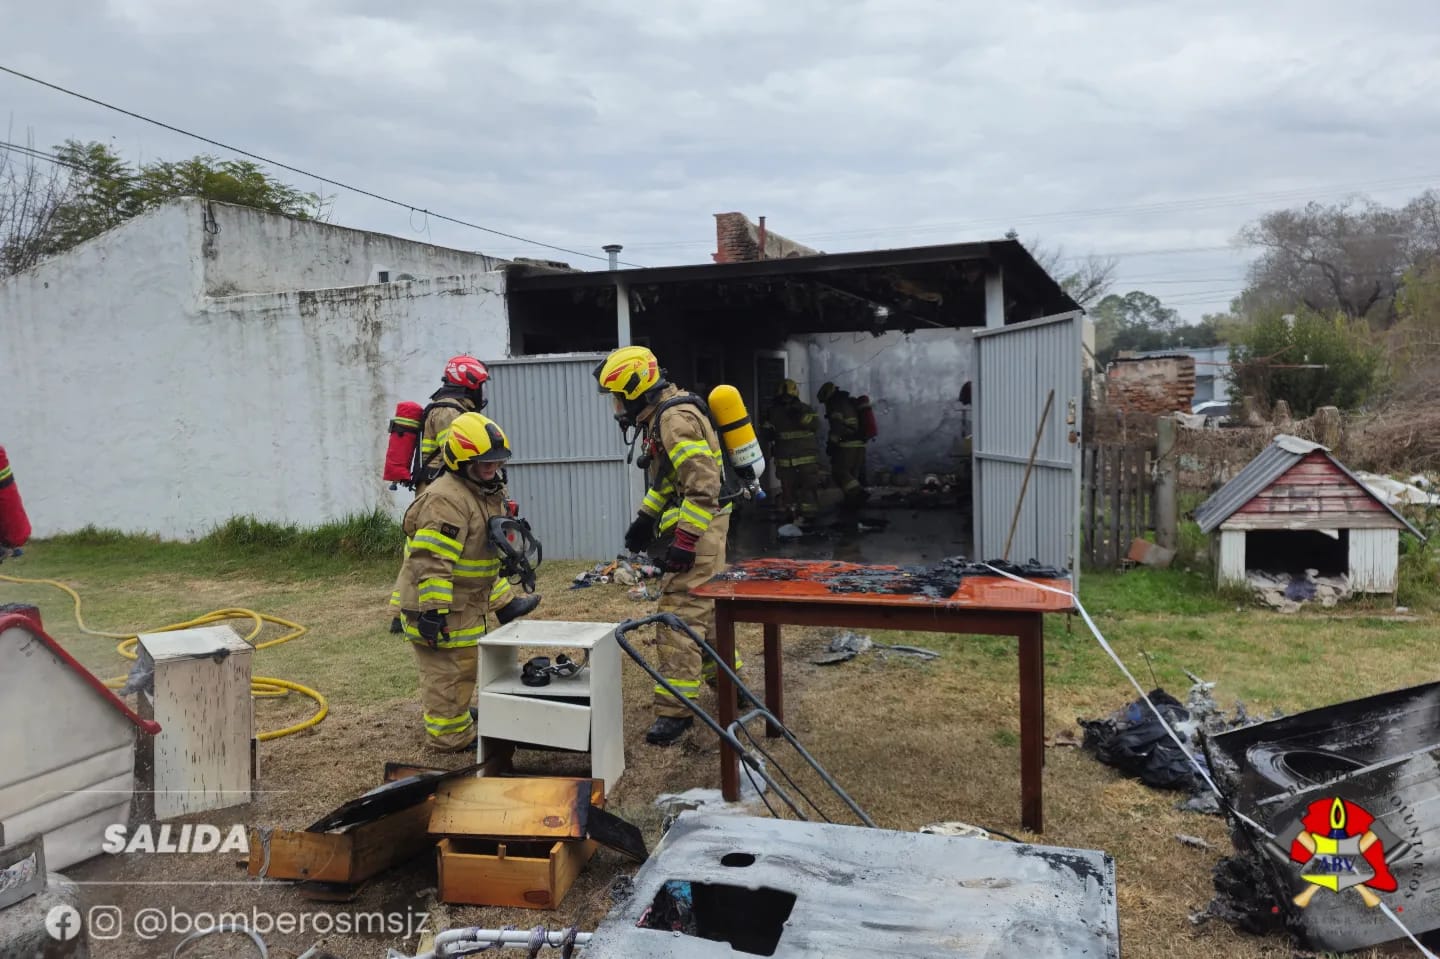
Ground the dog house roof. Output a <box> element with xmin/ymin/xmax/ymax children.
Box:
<box><xmin>0</xmin><ymin>611</ymin><xmax>161</xmax><ymax>734</ymax></box>
<box><xmin>1193</xmin><ymin>435</ymin><xmax>1423</xmax><ymax>538</ymax></box>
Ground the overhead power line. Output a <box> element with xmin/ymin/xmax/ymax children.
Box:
<box><xmin>0</xmin><ymin>63</ymin><xmax>641</xmax><ymax>268</ymax></box>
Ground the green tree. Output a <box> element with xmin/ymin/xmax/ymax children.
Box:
<box><xmin>1393</xmin><ymin>261</ymin><xmax>1440</xmax><ymax>399</ymax></box>
<box><xmin>1092</xmin><ymin>290</ymin><xmax>1220</xmax><ymax>365</ymax></box>
<box><xmin>1229</xmin><ymin>308</ymin><xmax>1385</xmax><ymax>415</ymax></box>
<box><xmin>29</xmin><ymin>140</ymin><xmax>323</xmax><ymax>260</ymax></box>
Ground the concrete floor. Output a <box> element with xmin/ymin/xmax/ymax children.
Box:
<box><xmin>728</xmin><ymin>497</ymin><xmax>972</xmax><ymax>566</ymax></box>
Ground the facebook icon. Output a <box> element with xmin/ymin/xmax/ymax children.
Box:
<box><xmin>45</xmin><ymin>904</ymin><xmax>82</xmax><ymax>942</ymax></box>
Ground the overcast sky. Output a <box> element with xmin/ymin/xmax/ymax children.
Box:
<box><xmin>4</xmin><ymin>0</ymin><xmax>1440</xmax><ymax>319</ymax></box>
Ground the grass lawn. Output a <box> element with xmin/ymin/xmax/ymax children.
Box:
<box><xmin>3</xmin><ymin>530</ymin><xmax>1437</xmax><ymax>958</ymax></box>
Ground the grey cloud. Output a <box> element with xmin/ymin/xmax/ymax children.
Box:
<box><xmin>3</xmin><ymin>0</ymin><xmax>1439</xmax><ymax>313</ymax></box>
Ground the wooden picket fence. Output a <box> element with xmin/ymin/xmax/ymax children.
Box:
<box><xmin>1082</xmin><ymin>443</ymin><xmax>1157</xmax><ymax>568</ymax></box>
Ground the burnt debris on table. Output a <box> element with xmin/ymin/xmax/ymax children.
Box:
<box><xmin>716</xmin><ymin>556</ymin><xmax>1068</xmax><ymax>599</ymax></box>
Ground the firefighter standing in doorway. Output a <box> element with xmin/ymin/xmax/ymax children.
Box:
<box><xmin>389</xmin><ymin>355</ymin><xmax>539</xmax><ymax>633</ymax></box>
<box><xmin>594</xmin><ymin>345</ymin><xmax>740</xmax><ymax>746</ymax></box>
<box><xmin>818</xmin><ymin>381</ymin><xmax>869</xmax><ymax>508</ymax></box>
<box><xmin>761</xmin><ymin>379</ymin><xmax>822</xmax><ymax>523</ymax></box>
<box><xmin>395</xmin><ymin>412</ymin><xmax>513</xmax><ymax>751</ymax></box>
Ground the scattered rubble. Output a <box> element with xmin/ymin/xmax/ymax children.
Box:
<box><xmin>810</xmin><ymin>631</ymin><xmax>941</xmax><ymax>665</ymax></box>
<box><xmin>1246</xmin><ymin>568</ymin><xmax>1351</xmax><ymax>612</ymax></box>
<box><xmin>1175</xmin><ymin>834</ymin><xmax>1211</xmax><ymax>851</ymax></box>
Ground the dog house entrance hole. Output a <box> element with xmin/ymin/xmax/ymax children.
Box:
<box><xmin>1245</xmin><ymin>529</ymin><xmax>1348</xmax><ymax>577</ymax></box>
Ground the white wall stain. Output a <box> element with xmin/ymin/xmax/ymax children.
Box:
<box><xmin>785</xmin><ymin>328</ymin><xmax>977</xmax><ymax>478</ymax></box>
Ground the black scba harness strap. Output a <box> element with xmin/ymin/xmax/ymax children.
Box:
<box><xmin>641</xmin><ymin>394</ymin><xmax>745</xmax><ymax>510</ymax></box>
<box><xmin>487</xmin><ymin>515</ymin><xmax>542</xmax><ymax>594</ymax></box>
<box><xmin>410</xmin><ymin>399</ymin><xmax>470</xmax><ymax>486</ymax></box>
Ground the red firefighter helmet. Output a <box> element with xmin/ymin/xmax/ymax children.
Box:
<box><xmin>443</xmin><ymin>355</ymin><xmax>490</xmax><ymax>391</ymax></box>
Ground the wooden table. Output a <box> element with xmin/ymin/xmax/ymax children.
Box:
<box><xmin>689</xmin><ymin>559</ymin><xmax>1075</xmax><ymax>833</ymax></box>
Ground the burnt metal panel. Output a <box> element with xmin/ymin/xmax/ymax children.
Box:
<box><xmin>973</xmin><ymin>312</ymin><xmax>1083</xmax><ymax>582</ymax></box>
<box><xmin>1205</xmin><ymin>681</ymin><xmax>1440</xmax><ymax>952</ymax></box>
<box><xmin>585</xmin><ymin>812</ymin><xmax>1118</xmax><ymax>958</ymax></box>
<box><xmin>486</xmin><ymin>353</ymin><xmax>644</xmax><ymax>560</ymax></box>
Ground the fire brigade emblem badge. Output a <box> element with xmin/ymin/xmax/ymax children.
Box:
<box><xmin>1279</xmin><ymin>796</ymin><xmax>1398</xmax><ymax>908</ymax></box>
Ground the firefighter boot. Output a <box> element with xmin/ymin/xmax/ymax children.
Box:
<box><xmin>390</xmin><ymin>616</ymin><xmax>403</xmax><ymax>634</ymax></box>
<box><xmin>645</xmin><ymin>715</ymin><xmax>693</xmax><ymax>746</ymax></box>
<box><xmin>495</xmin><ymin>593</ymin><xmax>541</xmax><ymax>626</ymax></box>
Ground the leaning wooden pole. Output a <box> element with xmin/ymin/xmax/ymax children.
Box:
<box><xmin>1004</xmin><ymin>389</ymin><xmax>1056</xmax><ymax>562</ymax></box>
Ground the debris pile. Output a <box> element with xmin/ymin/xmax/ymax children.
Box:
<box><xmin>717</xmin><ymin>556</ymin><xmax>1068</xmax><ymax>599</ymax></box>
<box><xmin>810</xmin><ymin>631</ymin><xmax>940</xmax><ymax>665</ymax></box>
<box><xmin>1246</xmin><ymin>569</ymin><xmax>1351</xmax><ymax>612</ymax></box>
<box><xmin>570</xmin><ymin>554</ymin><xmax>665</xmax><ymax>597</ymax></box>
<box><xmin>1077</xmin><ymin>673</ymin><xmax>1273</xmax><ymax>813</ymax></box>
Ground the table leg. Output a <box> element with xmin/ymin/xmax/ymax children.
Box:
<box><xmin>715</xmin><ymin>602</ymin><xmax>740</xmax><ymax>802</ymax></box>
<box><xmin>763</xmin><ymin>623</ymin><xmax>783</xmax><ymax>738</ymax></box>
<box><xmin>1018</xmin><ymin>614</ymin><xmax>1044</xmax><ymax>833</ymax></box>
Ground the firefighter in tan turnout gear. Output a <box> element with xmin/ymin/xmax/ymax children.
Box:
<box><xmin>595</xmin><ymin>346</ymin><xmax>739</xmax><ymax>746</ymax></box>
<box><xmin>395</xmin><ymin>412</ymin><xmax>513</xmax><ymax>751</ymax></box>
<box><xmin>818</xmin><ymin>381</ymin><xmax>869</xmax><ymax>508</ymax></box>
<box><xmin>389</xmin><ymin>355</ymin><xmax>539</xmax><ymax>634</ymax></box>
<box><xmin>761</xmin><ymin>379</ymin><xmax>822</xmax><ymax>523</ymax></box>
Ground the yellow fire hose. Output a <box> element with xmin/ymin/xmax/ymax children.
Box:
<box><xmin>0</xmin><ymin>573</ymin><xmax>328</xmax><ymax>741</ymax></box>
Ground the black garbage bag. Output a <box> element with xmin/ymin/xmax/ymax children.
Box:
<box><xmin>1078</xmin><ymin>688</ymin><xmax>1199</xmax><ymax>791</ymax></box>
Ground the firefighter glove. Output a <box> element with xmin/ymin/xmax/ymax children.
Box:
<box><xmin>624</xmin><ymin>513</ymin><xmax>655</xmax><ymax>553</ymax></box>
<box><xmin>417</xmin><ymin>610</ymin><xmax>448</xmax><ymax>645</ymax></box>
<box><xmin>665</xmin><ymin>528</ymin><xmax>698</xmax><ymax>573</ymax></box>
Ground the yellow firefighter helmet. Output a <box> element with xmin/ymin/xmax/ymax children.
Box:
<box><xmin>442</xmin><ymin>412</ymin><xmax>512</xmax><ymax>470</ymax></box>
<box><xmin>778</xmin><ymin>378</ymin><xmax>799</xmax><ymax>399</ymax></box>
<box><xmin>594</xmin><ymin>346</ymin><xmax>662</xmax><ymax>401</ymax></box>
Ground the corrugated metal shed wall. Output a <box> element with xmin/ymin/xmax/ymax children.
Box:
<box><xmin>973</xmin><ymin>312</ymin><xmax>1083</xmax><ymax>579</ymax></box>
<box><xmin>486</xmin><ymin>353</ymin><xmax>643</xmax><ymax>560</ymax></box>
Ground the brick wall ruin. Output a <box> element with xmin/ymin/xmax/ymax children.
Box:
<box><xmin>1105</xmin><ymin>355</ymin><xmax>1196</xmax><ymax>416</ymax></box>
<box><xmin>713</xmin><ymin>213</ymin><xmax>822</xmax><ymax>262</ymax></box>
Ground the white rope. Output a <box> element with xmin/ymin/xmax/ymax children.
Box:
<box><xmin>980</xmin><ymin>563</ymin><xmax>1440</xmax><ymax>958</ymax></box>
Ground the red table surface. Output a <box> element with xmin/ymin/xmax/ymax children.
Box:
<box><xmin>690</xmin><ymin>558</ymin><xmax>1075</xmax><ymax>613</ymax></box>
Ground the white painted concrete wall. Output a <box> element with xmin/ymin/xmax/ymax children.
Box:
<box><xmin>787</xmin><ymin>328</ymin><xmax>976</xmax><ymax>479</ymax></box>
<box><xmin>0</xmin><ymin>198</ymin><xmax>509</xmax><ymax>539</ymax></box>
<box><xmin>1348</xmin><ymin>527</ymin><xmax>1399</xmax><ymax>593</ymax></box>
<box><xmin>203</xmin><ymin>202</ymin><xmax>503</xmax><ymax>296</ymax></box>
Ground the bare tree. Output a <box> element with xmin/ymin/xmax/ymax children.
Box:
<box><xmin>0</xmin><ymin>138</ymin><xmax>74</xmax><ymax>277</ymax></box>
<box><xmin>1013</xmin><ymin>232</ymin><xmax>1118</xmax><ymax>308</ymax></box>
<box><xmin>1238</xmin><ymin>197</ymin><xmax>1413</xmax><ymax>325</ymax></box>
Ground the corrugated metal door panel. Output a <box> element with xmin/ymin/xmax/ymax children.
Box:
<box><xmin>486</xmin><ymin>353</ymin><xmax>643</xmax><ymax>560</ymax></box>
<box><xmin>1348</xmin><ymin>528</ymin><xmax>1398</xmax><ymax>593</ymax></box>
<box><xmin>1218</xmin><ymin>530</ymin><xmax>1246</xmax><ymax>585</ymax></box>
<box><xmin>973</xmin><ymin>312</ymin><xmax>1084</xmax><ymax>582</ymax></box>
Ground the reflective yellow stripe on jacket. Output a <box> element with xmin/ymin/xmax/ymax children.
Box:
<box><xmin>402</xmin><ymin>618</ymin><xmax>487</xmax><ymax>648</ymax></box>
<box><xmin>410</xmin><ymin>528</ymin><xmax>463</xmax><ymax>561</ymax></box>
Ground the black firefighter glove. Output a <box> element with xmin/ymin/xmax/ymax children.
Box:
<box><xmin>417</xmin><ymin>610</ymin><xmax>448</xmax><ymax>646</ymax></box>
<box><xmin>624</xmin><ymin>513</ymin><xmax>656</xmax><ymax>553</ymax></box>
<box><xmin>665</xmin><ymin>528</ymin><xmax>699</xmax><ymax>574</ymax></box>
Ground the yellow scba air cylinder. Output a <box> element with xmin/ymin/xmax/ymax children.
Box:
<box><xmin>707</xmin><ymin>384</ymin><xmax>766</xmax><ymax>489</ymax></box>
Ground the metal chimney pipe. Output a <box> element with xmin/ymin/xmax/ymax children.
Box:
<box><xmin>602</xmin><ymin>244</ymin><xmax>623</xmax><ymax>271</ymax></box>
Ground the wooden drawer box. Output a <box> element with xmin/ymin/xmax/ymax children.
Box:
<box><xmin>437</xmin><ymin>836</ymin><xmax>596</xmax><ymax>909</ymax></box>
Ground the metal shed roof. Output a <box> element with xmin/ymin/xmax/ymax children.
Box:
<box><xmin>1193</xmin><ymin>434</ymin><xmax>1423</xmax><ymax>537</ymax></box>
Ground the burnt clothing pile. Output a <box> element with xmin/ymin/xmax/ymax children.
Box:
<box><xmin>1077</xmin><ymin>678</ymin><xmax>1266</xmax><ymax>810</ymax></box>
<box><xmin>1079</xmin><ymin>689</ymin><xmax>1201</xmax><ymax>792</ymax></box>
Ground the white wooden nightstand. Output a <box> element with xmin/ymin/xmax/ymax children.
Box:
<box><xmin>474</xmin><ymin>620</ymin><xmax>625</xmax><ymax>797</ymax></box>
